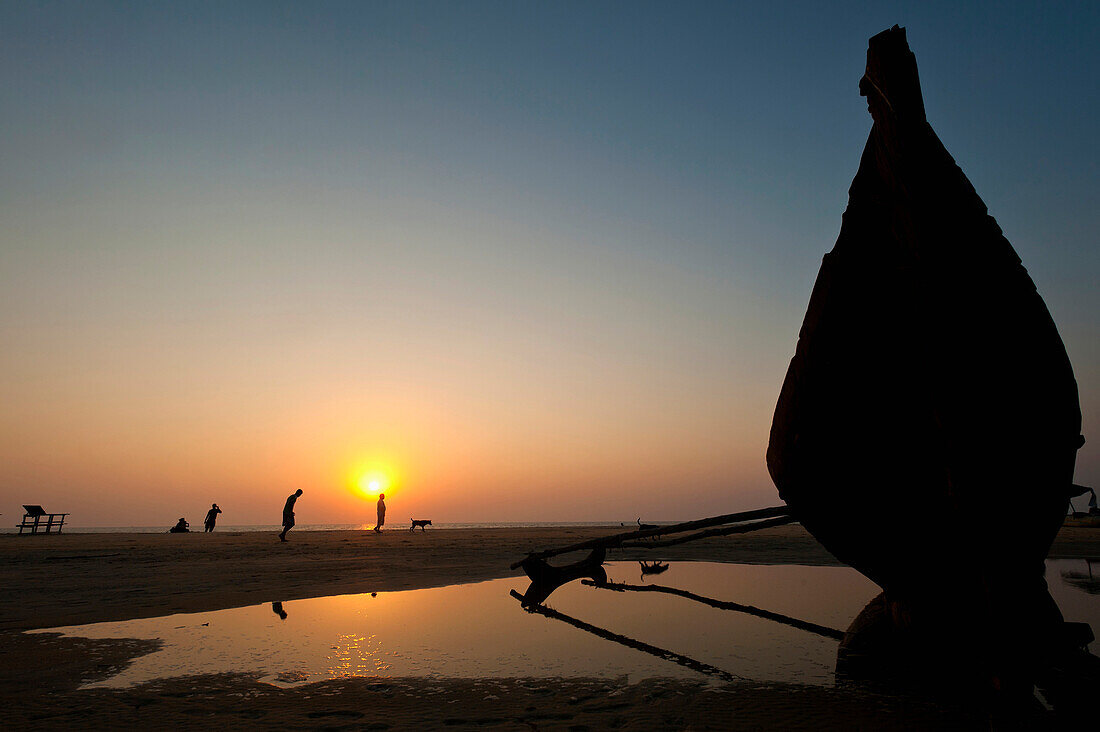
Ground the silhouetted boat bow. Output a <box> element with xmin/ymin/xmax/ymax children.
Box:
<box><xmin>768</xmin><ymin>25</ymin><xmax>1090</xmax><ymax>704</ymax></box>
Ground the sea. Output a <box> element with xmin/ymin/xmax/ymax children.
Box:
<box><xmin>1</xmin><ymin>521</ymin><xmax>629</xmax><ymax>534</ymax></box>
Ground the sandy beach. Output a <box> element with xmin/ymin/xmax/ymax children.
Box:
<box><xmin>0</xmin><ymin>524</ymin><xmax>848</xmax><ymax>631</ymax></box>
<box><xmin>2</xmin><ymin>524</ymin><xmax>1097</xmax><ymax>631</ymax></box>
<box><xmin>2</xmin><ymin>524</ymin><xmax>1097</xmax><ymax>729</ymax></box>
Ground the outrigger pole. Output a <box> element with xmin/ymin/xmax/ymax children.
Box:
<box><xmin>510</xmin><ymin>505</ymin><xmax>792</xmax><ymax>570</ymax></box>
<box><xmin>581</xmin><ymin>579</ymin><xmax>844</xmax><ymax>640</ymax></box>
<box><xmin>619</xmin><ymin>514</ymin><xmax>795</xmax><ymax>549</ymax></box>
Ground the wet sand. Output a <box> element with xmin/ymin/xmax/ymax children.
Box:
<box><xmin>2</xmin><ymin>524</ymin><xmax>1095</xmax><ymax>730</ymax></box>
<box><xmin>3</xmin><ymin>630</ymin><xmax>997</xmax><ymax>730</ymax></box>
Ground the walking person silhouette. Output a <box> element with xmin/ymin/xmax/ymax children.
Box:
<box><xmin>279</xmin><ymin>489</ymin><xmax>303</xmax><ymax>542</ymax></box>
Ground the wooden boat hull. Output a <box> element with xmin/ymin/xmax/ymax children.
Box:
<box><xmin>767</xmin><ymin>27</ymin><xmax>1083</xmax><ymax>632</ymax></box>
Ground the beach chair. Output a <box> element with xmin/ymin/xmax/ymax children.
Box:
<box><xmin>17</xmin><ymin>505</ymin><xmax>69</xmax><ymax>534</ymax></box>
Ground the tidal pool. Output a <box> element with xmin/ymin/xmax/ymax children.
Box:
<box><xmin>36</xmin><ymin>560</ymin><xmax>1098</xmax><ymax>689</ymax></box>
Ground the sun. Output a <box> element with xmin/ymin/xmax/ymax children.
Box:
<box><xmin>356</xmin><ymin>472</ymin><xmax>389</xmax><ymax>497</ymax></box>
<box><xmin>347</xmin><ymin>457</ymin><xmax>399</xmax><ymax>500</ymax></box>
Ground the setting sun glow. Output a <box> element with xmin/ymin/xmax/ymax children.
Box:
<box><xmin>353</xmin><ymin>466</ymin><xmax>393</xmax><ymax>499</ymax></box>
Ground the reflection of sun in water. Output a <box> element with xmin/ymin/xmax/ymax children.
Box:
<box><xmin>329</xmin><ymin>633</ymin><xmax>391</xmax><ymax>678</ymax></box>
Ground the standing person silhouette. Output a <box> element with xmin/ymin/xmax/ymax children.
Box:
<box><xmin>204</xmin><ymin>503</ymin><xmax>222</xmax><ymax>533</ymax></box>
<box><xmin>279</xmin><ymin>489</ymin><xmax>303</xmax><ymax>542</ymax></box>
<box><xmin>374</xmin><ymin>493</ymin><xmax>386</xmax><ymax>533</ymax></box>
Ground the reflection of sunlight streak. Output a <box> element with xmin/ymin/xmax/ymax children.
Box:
<box><xmin>328</xmin><ymin>633</ymin><xmax>392</xmax><ymax>677</ymax></box>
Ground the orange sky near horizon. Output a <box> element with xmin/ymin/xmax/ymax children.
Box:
<box><xmin>0</xmin><ymin>335</ymin><xmax>778</xmax><ymax>526</ymax></box>
<box><xmin>0</xmin><ymin>212</ymin><xmax>785</xmax><ymax>526</ymax></box>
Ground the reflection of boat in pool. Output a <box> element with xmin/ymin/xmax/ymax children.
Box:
<box><xmin>767</xmin><ymin>26</ymin><xmax>1089</xmax><ymax>701</ymax></box>
<box><xmin>1060</xmin><ymin>560</ymin><xmax>1100</xmax><ymax>595</ymax></box>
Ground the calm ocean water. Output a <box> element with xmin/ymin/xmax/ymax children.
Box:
<box><xmin>2</xmin><ymin>521</ymin><xmax>629</xmax><ymax>534</ymax></box>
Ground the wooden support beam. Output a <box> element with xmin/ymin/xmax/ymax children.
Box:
<box><xmin>619</xmin><ymin>515</ymin><xmax>797</xmax><ymax>549</ymax></box>
<box><xmin>510</xmin><ymin>505</ymin><xmax>790</xmax><ymax>569</ymax></box>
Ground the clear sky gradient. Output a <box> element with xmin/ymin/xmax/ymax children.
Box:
<box><xmin>2</xmin><ymin>1</ymin><xmax>1097</xmax><ymax>526</ymax></box>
